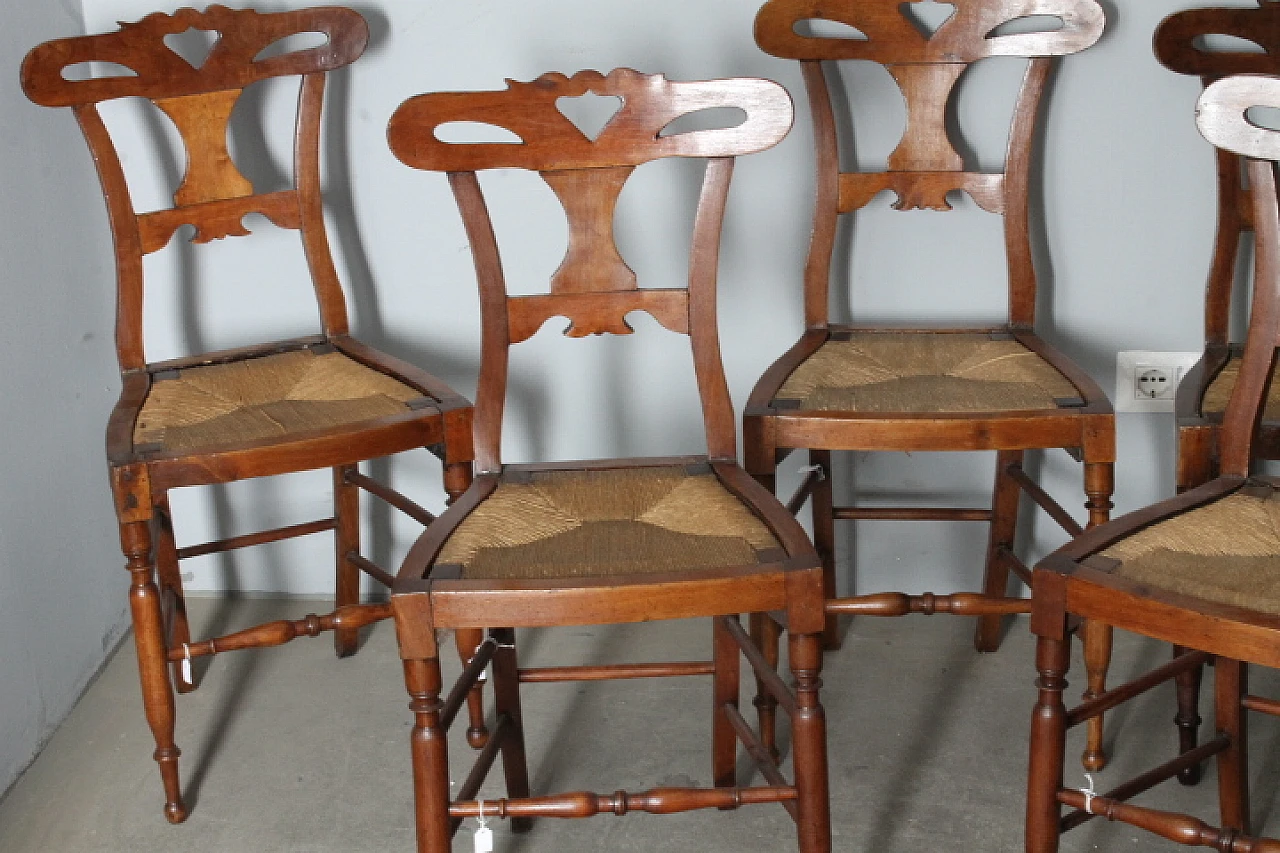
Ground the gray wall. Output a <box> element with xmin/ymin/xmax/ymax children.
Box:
<box><xmin>0</xmin><ymin>4</ymin><xmax>132</xmax><ymax>795</ymax></box>
<box><xmin>0</xmin><ymin>0</ymin><xmax>1256</xmax><ymax>794</ymax></box>
<box><xmin>57</xmin><ymin>0</ymin><xmax>1228</xmax><ymax>601</ymax></box>
<box><xmin>72</xmin><ymin>0</ymin><xmax>1245</xmax><ymax>598</ymax></box>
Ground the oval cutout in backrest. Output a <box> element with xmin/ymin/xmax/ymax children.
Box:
<box><xmin>163</xmin><ymin>27</ymin><xmax>219</xmax><ymax>70</ymax></box>
<box><xmin>253</xmin><ymin>30</ymin><xmax>329</xmax><ymax>62</ymax></box>
<box><xmin>1194</xmin><ymin>33</ymin><xmax>1267</xmax><ymax>55</ymax></box>
<box><xmin>659</xmin><ymin>106</ymin><xmax>748</xmax><ymax>138</ymax></box>
<box><xmin>794</xmin><ymin>18</ymin><xmax>869</xmax><ymax>40</ymax></box>
<box><xmin>556</xmin><ymin>93</ymin><xmax>624</xmax><ymax>142</ymax></box>
<box><xmin>60</xmin><ymin>61</ymin><xmax>138</xmax><ymax>81</ymax></box>
<box><xmin>434</xmin><ymin>121</ymin><xmax>524</xmax><ymax>145</ymax></box>
<box><xmin>1247</xmin><ymin>104</ymin><xmax>1280</xmax><ymax>131</ymax></box>
<box><xmin>987</xmin><ymin>15</ymin><xmax>1064</xmax><ymax>38</ymax></box>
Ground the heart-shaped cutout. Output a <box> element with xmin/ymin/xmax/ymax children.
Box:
<box><xmin>900</xmin><ymin>1</ymin><xmax>957</xmax><ymax>38</ymax></box>
<box><xmin>555</xmin><ymin>92</ymin><xmax>624</xmax><ymax>142</ymax></box>
<box><xmin>164</xmin><ymin>27</ymin><xmax>220</xmax><ymax>70</ymax></box>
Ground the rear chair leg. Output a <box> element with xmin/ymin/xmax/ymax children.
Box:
<box><xmin>121</xmin><ymin>519</ymin><xmax>187</xmax><ymax>823</ymax></box>
<box><xmin>333</xmin><ymin>465</ymin><xmax>360</xmax><ymax>658</ymax></box>
<box><xmin>1080</xmin><ymin>620</ymin><xmax>1112</xmax><ymax>772</ymax></box>
<box><xmin>1174</xmin><ymin>645</ymin><xmax>1204</xmax><ymax>785</ymax></box>
<box><xmin>713</xmin><ymin>616</ymin><xmax>742</xmax><ymax>791</ymax></box>
<box><xmin>809</xmin><ymin>450</ymin><xmax>840</xmax><ymax>650</ymax></box>
<box><xmin>1215</xmin><ymin>658</ymin><xmax>1250</xmax><ymax>833</ymax></box>
<box><xmin>442</xmin><ymin>461</ymin><xmax>489</xmax><ymax>749</ymax></box>
<box><xmin>975</xmin><ymin>449</ymin><xmax>1023</xmax><ymax>652</ymax></box>
<box><xmin>1081</xmin><ymin>460</ymin><xmax>1115</xmax><ymax>772</ymax></box>
<box><xmin>750</xmin><ymin>612</ymin><xmax>782</xmax><ymax>762</ymax></box>
<box><xmin>152</xmin><ymin>494</ymin><xmax>194</xmax><ymax>693</ymax></box>
<box><xmin>456</xmin><ymin>629</ymin><xmax>490</xmax><ymax>748</ymax></box>
<box><xmin>491</xmin><ymin>628</ymin><xmax>533</xmax><ymax>832</ymax></box>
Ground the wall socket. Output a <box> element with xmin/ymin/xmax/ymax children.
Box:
<box><xmin>1115</xmin><ymin>351</ymin><xmax>1201</xmax><ymax>413</ymax></box>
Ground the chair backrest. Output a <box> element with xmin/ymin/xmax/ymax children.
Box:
<box><xmin>1197</xmin><ymin>73</ymin><xmax>1280</xmax><ymax>476</ymax></box>
<box><xmin>387</xmin><ymin>69</ymin><xmax>793</xmax><ymax>472</ymax></box>
<box><xmin>753</xmin><ymin>0</ymin><xmax>1105</xmax><ymax>329</ymax></box>
<box><xmin>21</xmin><ymin>5</ymin><xmax>369</xmax><ymax>372</ymax></box>
<box><xmin>1156</xmin><ymin>2</ymin><xmax>1280</xmax><ymax>347</ymax></box>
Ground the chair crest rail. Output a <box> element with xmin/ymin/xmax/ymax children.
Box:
<box><xmin>387</xmin><ymin>68</ymin><xmax>792</xmax><ymax>173</ymax></box>
<box><xmin>1155</xmin><ymin>3</ymin><xmax>1280</xmax><ymax>79</ymax></box>
<box><xmin>21</xmin><ymin>5</ymin><xmax>367</xmax><ymax>107</ymax></box>
<box><xmin>753</xmin><ymin>0</ymin><xmax>1104</xmax><ymax>63</ymax></box>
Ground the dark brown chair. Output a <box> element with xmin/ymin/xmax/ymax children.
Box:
<box><xmin>1027</xmin><ymin>72</ymin><xmax>1280</xmax><ymax>853</ymax></box>
<box><xmin>20</xmin><ymin>6</ymin><xmax>475</xmax><ymax>823</ymax></box>
<box><xmin>387</xmin><ymin>68</ymin><xmax>831</xmax><ymax>852</ymax></box>
<box><xmin>743</xmin><ymin>0</ymin><xmax>1116</xmax><ymax>767</ymax></box>
<box><xmin>1159</xmin><ymin>2</ymin><xmax>1280</xmax><ymax>494</ymax></box>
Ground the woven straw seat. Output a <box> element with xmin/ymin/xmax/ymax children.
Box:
<box><xmin>437</xmin><ymin>465</ymin><xmax>782</xmax><ymax>580</ymax></box>
<box><xmin>134</xmin><ymin>348</ymin><xmax>425</xmax><ymax>453</ymax></box>
<box><xmin>1201</xmin><ymin>356</ymin><xmax>1280</xmax><ymax>420</ymax></box>
<box><xmin>1102</xmin><ymin>484</ymin><xmax>1280</xmax><ymax>616</ymax></box>
<box><xmin>775</xmin><ymin>333</ymin><xmax>1080</xmax><ymax>414</ymax></box>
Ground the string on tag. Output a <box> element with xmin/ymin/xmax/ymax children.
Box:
<box><xmin>798</xmin><ymin>464</ymin><xmax>827</xmax><ymax>481</ymax></box>
<box><xmin>180</xmin><ymin>643</ymin><xmax>193</xmax><ymax>684</ymax></box>
<box><xmin>1079</xmin><ymin>773</ymin><xmax>1097</xmax><ymax>814</ymax></box>
<box><xmin>474</xmin><ymin>799</ymin><xmax>493</xmax><ymax>853</ymax></box>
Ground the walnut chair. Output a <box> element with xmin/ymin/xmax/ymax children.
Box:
<box><xmin>1027</xmin><ymin>73</ymin><xmax>1280</xmax><ymax>853</ymax></box>
<box><xmin>386</xmin><ymin>68</ymin><xmax>831</xmax><ymax>852</ymax></box>
<box><xmin>743</xmin><ymin>0</ymin><xmax>1116</xmax><ymax>768</ymax></box>
<box><xmin>1158</xmin><ymin>1</ymin><xmax>1280</xmax><ymax>494</ymax></box>
<box><xmin>20</xmin><ymin>5</ymin><xmax>478</xmax><ymax>823</ymax></box>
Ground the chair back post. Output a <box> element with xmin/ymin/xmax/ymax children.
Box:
<box><xmin>1156</xmin><ymin>1</ymin><xmax>1280</xmax><ymax>345</ymax></box>
<box><xmin>753</xmin><ymin>0</ymin><xmax>1104</xmax><ymax>331</ymax></box>
<box><xmin>1198</xmin><ymin>74</ymin><xmax>1280</xmax><ymax>475</ymax></box>
<box><xmin>20</xmin><ymin>5</ymin><xmax>370</xmax><ymax>371</ymax></box>
<box><xmin>387</xmin><ymin>69</ymin><xmax>793</xmax><ymax>472</ymax></box>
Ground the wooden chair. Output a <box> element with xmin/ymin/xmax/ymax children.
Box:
<box><xmin>743</xmin><ymin>0</ymin><xmax>1116</xmax><ymax>767</ymax></box>
<box><xmin>1027</xmin><ymin>72</ymin><xmax>1280</xmax><ymax>853</ymax></box>
<box><xmin>20</xmin><ymin>5</ymin><xmax>477</xmax><ymax>824</ymax></box>
<box><xmin>387</xmin><ymin>68</ymin><xmax>831</xmax><ymax>852</ymax></box>
<box><xmin>1159</xmin><ymin>2</ymin><xmax>1280</xmax><ymax>494</ymax></box>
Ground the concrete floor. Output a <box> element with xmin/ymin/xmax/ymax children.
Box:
<box><xmin>3</xmin><ymin>599</ymin><xmax>1280</xmax><ymax>852</ymax></box>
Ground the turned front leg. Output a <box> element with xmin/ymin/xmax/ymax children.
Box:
<box><xmin>405</xmin><ymin>657</ymin><xmax>451</xmax><ymax>853</ymax></box>
<box><xmin>1026</xmin><ymin>635</ymin><xmax>1070</xmax><ymax>853</ymax></box>
<box><xmin>121</xmin><ymin>519</ymin><xmax>187</xmax><ymax>823</ymax></box>
<box><xmin>790</xmin><ymin>631</ymin><xmax>831</xmax><ymax>853</ymax></box>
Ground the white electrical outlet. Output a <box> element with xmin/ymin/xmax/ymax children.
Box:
<box><xmin>1115</xmin><ymin>351</ymin><xmax>1201</xmax><ymax>413</ymax></box>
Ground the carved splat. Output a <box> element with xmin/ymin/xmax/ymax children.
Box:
<box><xmin>1155</xmin><ymin>4</ymin><xmax>1280</xmax><ymax>78</ymax></box>
<box><xmin>543</xmin><ymin>167</ymin><xmax>638</xmax><ymax>296</ymax></box>
<box><xmin>885</xmin><ymin>64</ymin><xmax>965</xmax><ymax>173</ymax></box>
<box><xmin>154</xmin><ymin>89</ymin><xmax>254</xmax><ymax>208</ymax></box>
<box><xmin>755</xmin><ymin>0</ymin><xmax>1104</xmax><ymax>62</ymax></box>
<box><xmin>391</xmin><ymin>69</ymin><xmax>792</xmax><ymax>340</ymax></box>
